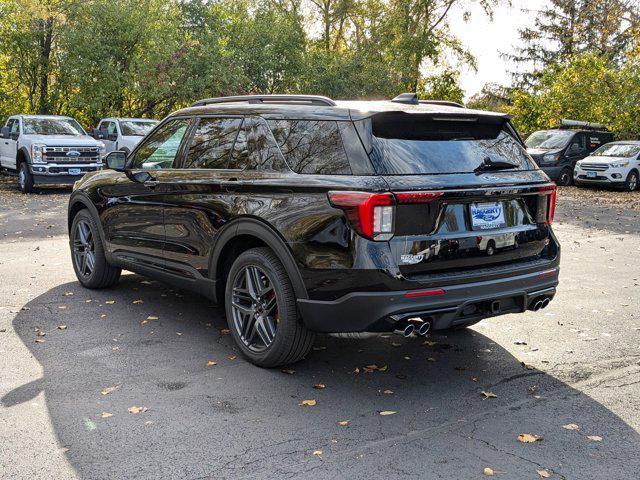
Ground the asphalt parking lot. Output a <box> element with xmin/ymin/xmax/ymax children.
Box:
<box><xmin>1</xmin><ymin>175</ymin><xmax>640</xmax><ymax>479</ymax></box>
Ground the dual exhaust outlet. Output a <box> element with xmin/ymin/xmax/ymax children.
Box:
<box><xmin>529</xmin><ymin>296</ymin><xmax>551</xmax><ymax>312</ymax></box>
<box><xmin>394</xmin><ymin>318</ymin><xmax>432</xmax><ymax>338</ymax></box>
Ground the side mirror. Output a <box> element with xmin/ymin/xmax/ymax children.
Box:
<box><xmin>93</xmin><ymin>128</ymin><xmax>105</xmax><ymax>140</ymax></box>
<box><xmin>0</xmin><ymin>127</ymin><xmax>10</xmax><ymax>139</ymax></box>
<box><xmin>105</xmin><ymin>151</ymin><xmax>127</xmax><ymax>171</ymax></box>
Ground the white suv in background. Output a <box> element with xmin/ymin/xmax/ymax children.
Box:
<box><xmin>0</xmin><ymin>115</ymin><xmax>105</xmax><ymax>193</ymax></box>
<box><xmin>93</xmin><ymin>118</ymin><xmax>158</xmax><ymax>155</ymax></box>
<box><xmin>574</xmin><ymin>141</ymin><xmax>640</xmax><ymax>191</ymax></box>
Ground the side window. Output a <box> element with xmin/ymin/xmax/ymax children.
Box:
<box><xmin>236</xmin><ymin>117</ymin><xmax>287</xmax><ymax>171</ymax></box>
<box><xmin>8</xmin><ymin>119</ymin><xmax>19</xmax><ymax>135</ymax></box>
<box><xmin>106</xmin><ymin>122</ymin><xmax>117</xmax><ymax>136</ymax></box>
<box><xmin>130</xmin><ymin>118</ymin><xmax>190</xmax><ymax>170</ymax></box>
<box><xmin>568</xmin><ymin>133</ymin><xmax>586</xmax><ymax>155</ymax></box>
<box><xmin>268</xmin><ymin>119</ymin><xmax>351</xmax><ymax>175</ymax></box>
<box><xmin>184</xmin><ymin>117</ymin><xmax>241</xmax><ymax>169</ymax></box>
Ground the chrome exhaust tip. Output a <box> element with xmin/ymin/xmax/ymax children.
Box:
<box><xmin>533</xmin><ymin>300</ymin><xmax>543</xmax><ymax>311</ymax></box>
<box><xmin>416</xmin><ymin>321</ymin><xmax>431</xmax><ymax>336</ymax></box>
<box><xmin>394</xmin><ymin>324</ymin><xmax>415</xmax><ymax>337</ymax></box>
<box><xmin>541</xmin><ymin>297</ymin><xmax>550</xmax><ymax>309</ymax></box>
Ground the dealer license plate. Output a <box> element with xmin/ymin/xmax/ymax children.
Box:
<box><xmin>470</xmin><ymin>202</ymin><xmax>506</xmax><ymax>230</ymax></box>
<box><xmin>68</xmin><ymin>168</ymin><xmax>81</xmax><ymax>175</ymax></box>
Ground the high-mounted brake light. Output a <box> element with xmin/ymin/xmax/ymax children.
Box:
<box><xmin>538</xmin><ymin>184</ymin><xmax>557</xmax><ymax>224</ymax></box>
<box><xmin>395</xmin><ymin>191</ymin><xmax>444</xmax><ymax>204</ymax></box>
<box><xmin>328</xmin><ymin>191</ymin><xmax>395</xmax><ymax>240</ymax></box>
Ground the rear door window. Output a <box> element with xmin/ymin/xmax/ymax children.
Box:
<box><xmin>184</xmin><ymin>117</ymin><xmax>242</xmax><ymax>169</ymax></box>
<box><xmin>356</xmin><ymin>114</ymin><xmax>536</xmax><ymax>175</ymax></box>
<box><xmin>240</xmin><ymin>117</ymin><xmax>287</xmax><ymax>171</ymax></box>
<box><xmin>268</xmin><ymin>119</ymin><xmax>351</xmax><ymax>175</ymax></box>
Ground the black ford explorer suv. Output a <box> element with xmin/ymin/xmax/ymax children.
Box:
<box><xmin>525</xmin><ymin>119</ymin><xmax>613</xmax><ymax>186</ymax></box>
<box><xmin>67</xmin><ymin>94</ymin><xmax>560</xmax><ymax>367</ymax></box>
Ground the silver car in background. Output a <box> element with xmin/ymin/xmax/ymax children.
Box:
<box><xmin>93</xmin><ymin>117</ymin><xmax>158</xmax><ymax>155</ymax></box>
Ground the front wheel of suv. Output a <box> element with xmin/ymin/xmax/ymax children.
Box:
<box><xmin>624</xmin><ymin>171</ymin><xmax>638</xmax><ymax>192</ymax></box>
<box><xmin>70</xmin><ymin>209</ymin><xmax>121</xmax><ymax>288</ymax></box>
<box><xmin>225</xmin><ymin>247</ymin><xmax>315</xmax><ymax>367</ymax></box>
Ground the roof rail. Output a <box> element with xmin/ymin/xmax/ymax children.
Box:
<box><xmin>419</xmin><ymin>100</ymin><xmax>465</xmax><ymax>108</ymax></box>
<box><xmin>190</xmin><ymin>94</ymin><xmax>337</xmax><ymax>108</ymax></box>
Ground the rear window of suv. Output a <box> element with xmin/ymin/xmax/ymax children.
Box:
<box><xmin>355</xmin><ymin>113</ymin><xmax>536</xmax><ymax>175</ymax></box>
<box><xmin>268</xmin><ymin>120</ymin><xmax>352</xmax><ymax>175</ymax></box>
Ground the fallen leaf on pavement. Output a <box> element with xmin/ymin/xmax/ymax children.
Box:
<box><xmin>147</xmin><ymin>316</ymin><xmax>158</xmax><ymax>321</ymax></box>
<box><xmin>483</xmin><ymin>467</ymin><xmax>494</xmax><ymax>476</ymax></box>
<box><xmin>101</xmin><ymin>386</ymin><xmax>119</xmax><ymax>395</ymax></box>
<box><xmin>481</xmin><ymin>390</ymin><xmax>497</xmax><ymax>399</ymax></box>
<box><xmin>378</xmin><ymin>410</ymin><xmax>396</xmax><ymax>416</ymax></box>
<box><xmin>313</xmin><ymin>383</ymin><xmax>326</xmax><ymax>389</ymax></box>
<box><xmin>312</xmin><ymin>450</ymin><xmax>322</xmax><ymax>457</ymax></box>
<box><xmin>220</xmin><ymin>328</ymin><xmax>230</xmax><ymax>334</ymax></box>
<box><xmin>587</xmin><ymin>435</ymin><xmax>603</xmax><ymax>442</ymax></box>
<box><xmin>105</xmin><ymin>300</ymin><xmax>115</xmax><ymax>305</ymax></box>
<box><xmin>228</xmin><ymin>355</ymin><xmax>236</xmax><ymax>360</ymax></box>
<box><xmin>100</xmin><ymin>412</ymin><xmax>113</xmax><ymax>418</ymax></box>
<box><xmin>300</xmin><ymin>399</ymin><xmax>316</xmax><ymax>406</ymax></box>
<box><xmin>35</xmin><ymin>338</ymin><xmax>45</xmax><ymax>343</ymax></box>
<box><xmin>133</xmin><ymin>300</ymin><xmax>143</xmax><ymax>304</ymax></box>
<box><xmin>382</xmin><ymin>389</ymin><xmax>394</xmax><ymax>395</ymax></box>
<box><xmin>281</xmin><ymin>368</ymin><xmax>295</xmax><ymax>375</ymax></box>
<box><xmin>176</xmin><ymin>332</ymin><xmax>183</xmax><ymax>336</ymax></box>
<box><xmin>128</xmin><ymin>406</ymin><xmax>148</xmax><ymax>414</ymax></box>
<box><xmin>518</xmin><ymin>433</ymin><xmax>543</xmax><ymax>443</ymax></box>
<box><xmin>563</xmin><ymin>423</ymin><xmax>580</xmax><ymax>430</ymax></box>
<box><xmin>537</xmin><ymin>469</ymin><xmax>551</xmax><ymax>478</ymax></box>
<box><xmin>57</xmin><ymin>325</ymin><xmax>67</xmax><ymax>330</ymax></box>
<box><xmin>337</xmin><ymin>420</ymin><xmax>350</xmax><ymax>426</ymax></box>
<box><xmin>206</xmin><ymin>360</ymin><xmax>217</xmax><ymax>366</ymax></box>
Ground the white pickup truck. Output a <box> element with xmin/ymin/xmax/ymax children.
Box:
<box><xmin>93</xmin><ymin>117</ymin><xmax>158</xmax><ymax>155</ymax></box>
<box><xmin>0</xmin><ymin>115</ymin><xmax>105</xmax><ymax>193</ymax></box>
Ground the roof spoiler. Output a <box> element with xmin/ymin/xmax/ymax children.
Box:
<box><xmin>190</xmin><ymin>95</ymin><xmax>336</xmax><ymax>107</ymax></box>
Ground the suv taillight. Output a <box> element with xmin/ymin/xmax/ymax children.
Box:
<box><xmin>538</xmin><ymin>185</ymin><xmax>557</xmax><ymax>224</ymax></box>
<box><xmin>328</xmin><ymin>191</ymin><xmax>395</xmax><ymax>240</ymax></box>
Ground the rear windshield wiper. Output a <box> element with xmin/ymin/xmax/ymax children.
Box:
<box><xmin>474</xmin><ymin>157</ymin><xmax>519</xmax><ymax>174</ymax></box>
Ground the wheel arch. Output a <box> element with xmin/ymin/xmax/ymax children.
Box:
<box><xmin>67</xmin><ymin>194</ymin><xmax>107</xmax><ymax>247</ymax></box>
<box><xmin>209</xmin><ymin>217</ymin><xmax>308</xmax><ymax>305</ymax></box>
<box><xmin>17</xmin><ymin>147</ymin><xmax>29</xmax><ymax>165</ymax></box>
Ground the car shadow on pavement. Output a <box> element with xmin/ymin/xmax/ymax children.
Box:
<box><xmin>4</xmin><ymin>273</ymin><xmax>640</xmax><ymax>479</ymax></box>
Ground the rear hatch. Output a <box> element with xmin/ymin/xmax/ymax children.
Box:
<box><xmin>354</xmin><ymin>111</ymin><xmax>557</xmax><ymax>278</ymax></box>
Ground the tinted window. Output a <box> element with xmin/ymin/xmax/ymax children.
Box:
<box><xmin>357</xmin><ymin>115</ymin><xmax>536</xmax><ymax>175</ymax></box>
<box><xmin>131</xmin><ymin>118</ymin><xmax>190</xmax><ymax>170</ymax></box>
<box><xmin>7</xmin><ymin>119</ymin><xmax>19</xmax><ymax>134</ymax></box>
<box><xmin>268</xmin><ymin>120</ymin><xmax>351</xmax><ymax>175</ymax></box>
<box><xmin>185</xmin><ymin>117</ymin><xmax>241</xmax><ymax>169</ymax></box>
<box><xmin>241</xmin><ymin>117</ymin><xmax>287</xmax><ymax>171</ymax></box>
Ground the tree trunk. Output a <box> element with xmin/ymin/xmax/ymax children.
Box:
<box><xmin>37</xmin><ymin>18</ymin><xmax>54</xmax><ymax>114</ymax></box>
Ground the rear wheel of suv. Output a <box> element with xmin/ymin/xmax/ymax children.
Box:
<box><xmin>70</xmin><ymin>210</ymin><xmax>121</xmax><ymax>288</ymax></box>
<box><xmin>624</xmin><ymin>171</ymin><xmax>638</xmax><ymax>192</ymax></box>
<box><xmin>556</xmin><ymin>168</ymin><xmax>573</xmax><ymax>187</ymax></box>
<box><xmin>18</xmin><ymin>162</ymin><xmax>34</xmax><ymax>193</ymax></box>
<box><xmin>225</xmin><ymin>247</ymin><xmax>315</xmax><ymax>367</ymax></box>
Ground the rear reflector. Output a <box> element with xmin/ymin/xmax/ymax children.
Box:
<box><xmin>404</xmin><ymin>288</ymin><xmax>445</xmax><ymax>298</ymax></box>
<box><xmin>538</xmin><ymin>268</ymin><xmax>558</xmax><ymax>278</ymax></box>
<box><xmin>538</xmin><ymin>184</ymin><xmax>557</xmax><ymax>224</ymax></box>
<box><xmin>328</xmin><ymin>191</ymin><xmax>396</xmax><ymax>240</ymax></box>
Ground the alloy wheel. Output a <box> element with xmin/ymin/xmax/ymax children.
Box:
<box><xmin>73</xmin><ymin>220</ymin><xmax>96</xmax><ymax>277</ymax></box>
<box><xmin>629</xmin><ymin>174</ymin><xmax>638</xmax><ymax>191</ymax></box>
<box><xmin>18</xmin><ymin>168</ymin><xmax>25</xmax><ymax>190</ymax></box>
<box><xmin>230</xmin><ymin>265</ymin><xmax>279</xmax><ymax>352</ymax></box>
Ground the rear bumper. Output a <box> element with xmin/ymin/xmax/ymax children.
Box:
<box><xmin>298</xmin><ymin>266</ymin><xmax>559</xmax><ymax>333</ymax></box>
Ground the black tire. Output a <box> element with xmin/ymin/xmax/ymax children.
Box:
<box><xmin>70</xmin><ymin>209</ymin><xmax>121</xmax><ymax>289</ymax></box>
<box><xmin>225</xmin><ymin>247</ymin><xmax>315</xmax><ymax>367</ymax></box>
<box><xmin>556</xmin><ymin>168</ymin><xmax>573</xmax><ymax>186</ymax></box>
<box><xmin>624</xmin><ymin>171</ymin><xmax>638</xmax><ymax>192</ymax></box>
<box><xmin>485</xmin><ymin>240</ymin><xmax>496</xmax><ymax>256</ymax></box>
<box><xmin>18</xmin><ymin>162</ymin><xmax>34</xmax><ymax>193</ymax></box>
